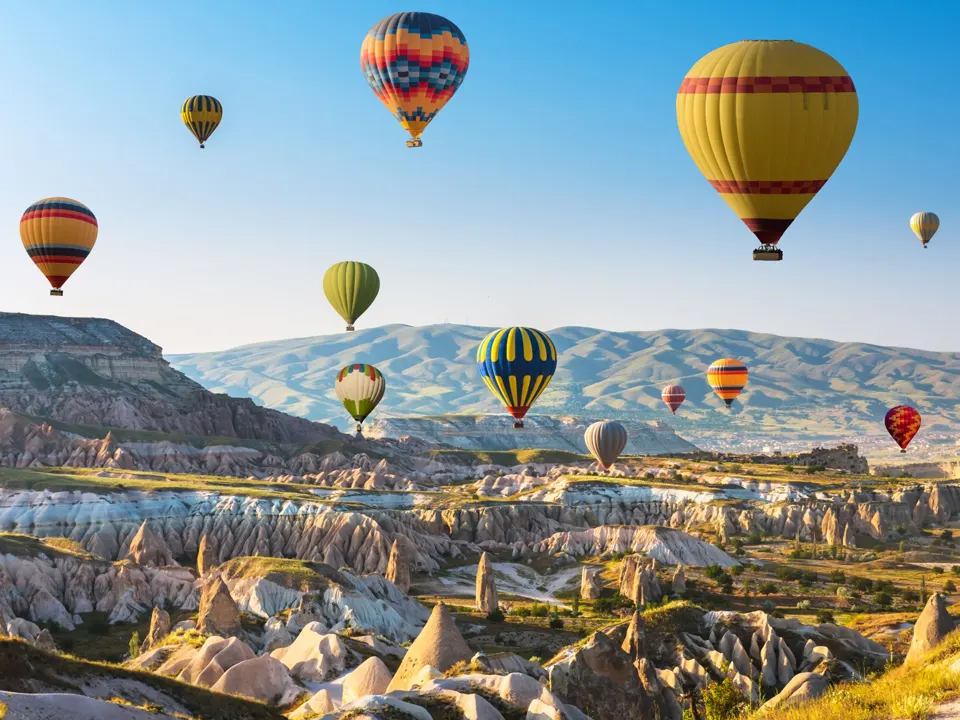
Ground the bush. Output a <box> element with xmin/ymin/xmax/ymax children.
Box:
<box><xmin>829</xmin><ymin>570</ymin><xmax>846</xmax><ymax>584</ymax></box>
<box><xmin>775</xmin><ymin>566</ymin><xmax>801</xmax><ymax>582</ymax></box>
<box><xmin>528</xmin><ymin>603</ymin><xmax>551</xmax><ymax>617</ymax></box>
<box><xmin>849</xmin><ymin>576</ymin><xmax>874</xmax><ymax>592</ymax></box>
<box><xmin>759</xmin><ymin>582</ymin><xmax>777</xmax><ymax>595</ymax></box>
<box><xmin>944</xmin><ymin>530</ymin><xmax>954</xmax><ymax>541</ymax></box>
<box><xmin>747</xmin><ymin>532</ymin><xmax>763</xmax><ymax>545</ymax></box>
<box><xmin>761</xmin><ymin>600</ymin><xmax>775</xmax><ymax>613</ymax></box>
<box><xmin>945</xmin><ymin>581</ymin><xmax>957</xmax><ymax>593</ymax></box>
<box><xmin>730</xmin><ymin>564</ymin><xmax>744</xmax><ymax>577</ymax></box>
<box><xmin>903</xmin><ymin>589</ymin><xmax>920</xmax><ymax>603</ymax></box>
<box><xmin>128</xmin><ymin>631</ymin><xmax>141</xmax><ymax>659</ymax></box>
<box><xmin>953</xmin><ymin>565</ymin><xmax>960</xmax><ymax>577</ymax></box>
<box><xmin>933</xmin><ymin>566</ymin><xmax>945</xmax><ymax>574</ymax></box>
<box><xmin>873</xmin><ymin>591</ymin><xmax>893</xmax><ymax>607</ymax></box>
<box><xmin>699</xmin><ymin>678</ymin><xmax>748</xmax><ymax>720</ymax></box>
<box><xmin>705</xmin><ymin>565</ymin><xmax>726</xmax><ymax>582</ymax></box>
<box><xmin>815</xmin><ymin>609</ymin><xmax>835</xmax><ymax>624</ymax></box>
<box><xmin>796</xmin><ymin>600</ymin><xmax>812</xmax><ymax>610</ymax></box>
<box><xmin>784</xmin><ymin>465</ymin><xmax>794</xmax><ymax>472</ymax></box>
<box><xmin>548</xmin><ymin>617</ymin><xmax>565</xmax><ymax>630</ymax></box>
<box><xmin>486</xmin><ymin>609</ymin><xmax>505</xmax><ymax>623</ymax></box>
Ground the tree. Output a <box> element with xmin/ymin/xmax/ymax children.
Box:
<box><xmin>944</xmin><ymin>581</ymin><xmax>957</xmax><ymax>593</ymax></box>
<box><xmin>571</xmin><ymin>596</ymin><xmax>580</xmax><ymax>616</ymax></box>
<box><xmin>129</xmin><ymin>631</ymin><xmax>141</xmax><ymax>659</ymax></box>
<box><xmin>873</xmin><ymin>591</ymin><xmax>893</xmax><ymax>607</ymax></box>
<box><xmin>933</xmin><ymin>566</ymin><xmax>945</xmax><ymax>575</ymax></box>
<box><xmin>943</xmin><ymin>530</ymin><xmax>954</xmax><ymax>541</ymax></box>
<box><xmin>549</xmin><ymin>617</ymin><xmax>565</xmax><ymax>630</ymax></box>
<box><xmin>920</xmin><ymin>576</ymin><xmax>928</xmax><ymax>604</ymax></box>
<box><xmin>815</xmin><ymin>609</ymin><xmax>835</xmax><ymax>624</ymax></box>
<box><xmin>759</xmin><ymin>582</ymin><xmax>777</xmax><ymax>595</ymax></box>
<box><xmin>700</xmin><ymin>679</ymin><xmax>747</xmax><ymax>720</ymax></box>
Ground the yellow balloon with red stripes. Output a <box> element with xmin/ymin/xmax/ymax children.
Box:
<box><xmin>20</xmin><ymin>197</ymin><xmax>98</xmax><ymax>296</ymax></box>
<box><xmin>707</xmin><ymin>358</ymin><xmax>748</xmax><ymax>408</ymax></box>
<box><xmin>676</xmin><ymin>40</ymin><xmax>859</xmax><ymax>261</ymax></box>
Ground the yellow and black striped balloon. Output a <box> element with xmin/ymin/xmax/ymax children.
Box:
<box><xmin>181</xmin><ymin>95</ymin><xmax>222</xmax><ymax>148</ymax></box>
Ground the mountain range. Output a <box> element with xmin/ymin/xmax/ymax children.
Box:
<box><xmin>171</xmin><ymin>324</ymin><xmax>960</xmax><ymax>456</ymax></box>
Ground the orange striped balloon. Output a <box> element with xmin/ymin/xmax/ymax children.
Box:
<box><xmin>707</xmin><ymin>359</ymin><xmax>748</xmax><ymax>407</ymax></box>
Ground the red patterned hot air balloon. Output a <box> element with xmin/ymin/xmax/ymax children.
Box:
<box><xmin>661</xmin><ymin>385</ymin><xmax>686</xmax><ymax>415</ymax></box>
<box><xmin>884</xmin><ymin>405</ymin><xmax>921</xmax><ymax>453</ymax></box>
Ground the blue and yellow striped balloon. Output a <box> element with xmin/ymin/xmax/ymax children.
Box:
<box><xmin>476</xmin><ymin>327</ymin><xmax>557</xmax><ymax>428</ymax></box>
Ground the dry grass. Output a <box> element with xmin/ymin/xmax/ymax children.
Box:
<box><xmin>755</xmin><ymin>629</ymin><xmax>960</xmax><ymax>720</ymax></box>
<box><xmin>0</xmin><ymin>532</ymin><xmax>95</xmax><ymax>560</ymax></box>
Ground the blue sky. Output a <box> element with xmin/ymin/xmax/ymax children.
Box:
<box><xmin>0</xmin><ymin>0</ymin><xmax>956</xmax><ymax>354</ymax></box>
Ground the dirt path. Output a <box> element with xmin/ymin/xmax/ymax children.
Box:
<box><xmin>932</xmin><ymin>699</ymin><xmax>960</xmax><ymax>719</ymax></box>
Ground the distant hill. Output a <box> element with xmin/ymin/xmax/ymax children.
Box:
<box><xmin>170</xmin><ymin>324</ymin><xmax>960</xmax><ymax>454</ymax></box>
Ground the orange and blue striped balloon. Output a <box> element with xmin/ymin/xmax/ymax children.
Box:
<box><xmin>361</xmin><ymin>12</ymin><xmax>469</xmax><ymax>146</ymax></box>
<box><xmin>476</xmin><ymin>327</ymin><xmax>557</xmax><ymax>428</ymax></box>
<box><xmin>707</xmin><ymin>358</ymin><xmax>748</xmax><ymax>407</ymax></box>
<box><xmin>20</xmin><ymin>198</ymin><xmax>98</xmax><ymax>296</ymax></box>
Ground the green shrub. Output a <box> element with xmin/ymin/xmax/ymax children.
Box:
<box><xmin>486</xmin><ymin>609</ymin><xmax>505</xmax><ymax>623</ymax></box>
<box><xmin>548</xmin><ymin>617</ymin><xmax>564</xmax><ymax>630</ymax></box>
<box><xmin>128</xmin><ymin>631</ymin><xmax>140</xmax><ymax>659</ymax></box>
<box><xmin>944</xmin><ymin>581</ymin><xmax>957</xmax><ymax>593</ymax></box>
<box><xmin>815</xmin><ymin>610</ymin><xmax>835</xmax><ymax>624</ymax></box>
<box><xmin>873</xmin><ymin>591</ymin><xmax>893</xmax><ymax>607</ymax></box>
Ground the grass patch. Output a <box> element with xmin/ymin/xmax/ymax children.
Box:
<box><xmin>755</xmin><ymin>628</ymin><xmax>960</xmax><ymax>720</ymax></box>
<box><xmin>216</xmin><ymin>556</ymin><xmax>343</xmax><ymax>593</ymax></box>
<box><xmin>0</xmin><ymin>638</ymin><xmax>283</xmax><ymax>719</ymax></box>
<box><xmin>0</xmin><ymin>533</ymin><xmax>95</xmax><ymax>561</ymax></box>
<box><xmin>47</xmin><ymin>609</ymin><xmax>194</xmax><ymax>663</ymax></box>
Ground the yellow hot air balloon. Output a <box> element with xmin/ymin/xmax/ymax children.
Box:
<box><xmin>910</xmin><ymin>212</ymin><xmax>939</xmax><ymax>249</ymax></box>
<box><xmin>20</xmin><ymin>198</ymin><xmax>98</xmax><ymax>296</ymax></box>
<box><xmin>181</xmin><ymin>95</ymin><xmax>222</xmax><ymax>148</ymax></box>
<box><xmin>677</xmin><ymin>41</ymin><xmax>859</xmax><ymax>262</ymax></box>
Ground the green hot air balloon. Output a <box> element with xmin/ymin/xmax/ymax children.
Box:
<box><xmin>323</xmin><ymin>261</ymin><xmax>380</xmax><ymax>331</ymax></box>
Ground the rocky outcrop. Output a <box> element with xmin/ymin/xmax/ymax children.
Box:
<box><xmin>672</xmin><ymin>565</ymin><xmax>686</xmax><ymax>595</ymax></box>
<box><xmin>141</xmin><ymin>606</ymin><xmax>171</xmax><ymax>652</ymax></box>
<box><xmin>385</xmin><ymin>537</ymin><xmax>412</xmax><ymax>593</ymax></box>
<box><xmin>906</xmin><ymin>593</ymin><xmax>956</xmax><ymax>663</ymax></box>
<box><xmin>544</xmin><ymin>526</ymin><xmax>738</xmax><ymax>567</ymax></box>
<box><xmin>580</xmin><ymin>566</ymin><xmax>602</xmax><ymax>600</ymax></box>
<box><xmin>197</xmin><ymin>576</ymin><xmax>240</xmax><ymax>637</ymax></box>
<box><xmin>196</xmin><ymin>534</ymin><xmax>217</xmax><ymax>576</ymax></box>
<box><xmin>387</xmin><ymin>602</ymin><xmax>473</xmax><ymax>692</ymax></box>
<box><xmin>271</xmin><ymin>625</ymin><xmax>348</xmax><ymax>682</ymax></box>
<box><xmin>476</xmin><ymin>552</ymin><xmax>499</xmax><ymax>614</ymax></box>
<box><xmin>124</xmin><ymin>521</ymin><xmax>176</xmax><ymax>568</ymax></box>
<box><xmin>210</xmin><ymin>654</ymin><xmax>301</xmax><ymax>706</ymax></box>
<box><xmin>762</xmin><ymin>672</ymin><xmax>829</xmax><ymax>710</ymax></box>
<box><xmin>622</xmin><ymin>610</ymin><xmax>646</xmax><ymax>660</ymax></box>
<box><xmin>341</xmin><ymin>656</ymin><xmax>393</xmax><ymax>704</ymax></box>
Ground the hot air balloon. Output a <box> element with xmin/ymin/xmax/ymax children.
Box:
<box><xmin>323</xmin><ymin>262</ymin><xmax>380</xmax><ymax>331</ymax></box>
<box><xmin>677</xmin><ymin>41</ymin><xmax>859</xmax><ymax>262</ymax></box>
<box><xmin>361</xmin><ymin>12</ymin><xmax>469</xmax><ymax>147</ymax></box>
<box><xmin>910</xmin><ymin>212</ymin><xmax>939</xmax><ymax>249</ymax></box>
<box><xmin>335</xmin><ymin>363</ymin><xmax>386</xmax><ymax>435</ymax></box>
<box><xmin>584</xmin><ymin>420</ymin><xmax>628</xmax><ymax>469</ymax></box>
<box><xmin>662</xmin><ymin>385</ymin><xmax>686</xmax><ymax>415</ymax></box>
<box><xmin>885</xmin><ymin>405</ymin><xmax>921</xmax><ymax>453</ymax></box>
<box><xmin>476</xmin><ymin>327</ymin><xmax>557</xmax><ymax>429</ymax></box>
<box><xmin>20</xmin><ymin>198</ymin><xmax>98</xmax><ymax>296</ymax></box>
<box><xmin>707</xmin><ymin>359</ymin><xmax>748</xmax><ymax>408</ymax></box>
<box><xmin>181</xmin><ymin>95</ymin><xmax>222</xmax><ymax>148</ymax></box>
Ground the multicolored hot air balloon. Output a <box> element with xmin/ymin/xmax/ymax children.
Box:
<box><xmin>707</xmin><ymin>359</ymin><xmax>748</xmax><ymax>408</ymax></box>
<box><xmin>323</xmin><ymin>262</ymin><xmax>380</xmax><ymax>331</ymax></box>
<box><xmin>20</xmin><ymin>198</ymin><xmax>98</xmax><ymax>296</ymax></box>
<box><xmin>335</xmin><ymin>363</ymin><xmax>386</xmax><ymax>434</ymax></box>
<box><xmin>677</xmin><ymin>41</ymin><xmax>859</xmax><ymax>262</ymax></box>
<box><xmin>885</xmin><ymin>405</ymin><xmax>921</xmax><ymax>453</ymax></box>
<box><xmin>910</xmin><ymin>212</ymin><xmax>939</xmax><ymax>249</ymax></box>
<box><xmin>584</xmin><ymin>420</ymin><xmax>628</xmax><ymax>469</ymax></box>
<box><xmin>361</xmin><ymin>12</ymin><xmax>469</xmax><ymax>147</ymax></box>
<box><xmin>477</xmin><ymin>327</ymin><xmax>557</xmax><ymax>429</ymax></box>
<box><xmin>661</xmin><ymin>385</ymin><xmax>686</xmax><ymax>415</ymax></box>
<box><xmin>181</xmin><ymin>95</ymin><xmax>222</xmax><ymax>148</ymax></box>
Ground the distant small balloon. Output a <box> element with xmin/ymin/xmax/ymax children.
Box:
<box><xmin>584</xmin><ymin>420</ymin><xmax>628</xmax><ymax>469</ymax></box>
<box><xmin>885</xmin><ymin>405</ymin><xmax>921</xmax><ymax>453</ymax></box>
<box><xmin>910</xmin><ymin>212</ymin><xmax>939</xmax><ymax>249</ymax></box>
<box><xmin>661</xmin><ymin>385</ymin><xmax>686</xmax><ymax>414</ymax></box>
<box><xmin>707</xmin><ymin>359</ymin><xmax>748</xmax><ymax>408</ymax></box>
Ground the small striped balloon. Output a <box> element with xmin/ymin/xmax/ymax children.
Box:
<box><xmin>584</xmin><ymin>420</ymin><xmax>628</xmax><ymax>469</ymax></box>
<box><xmin>909</xmin><ymin>212</ymin><xmax>939</xmax><ymax>248</ymax></box>
<box><xmin>661</xmin><ymin>385</ymin><xmax>686</xmax><ymax>414</ymax></box>
<box><xmin>707</xmin><ymin>358</ymin><xmax>749</xmax><ymax>407</ymax></box>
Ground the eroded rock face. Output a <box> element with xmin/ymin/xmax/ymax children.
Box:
<box><xmin>762</xmin><ymin>672</ymin><xmax>829</xmax><ymax>710</ymax></box>
<box><xmin>141</xmin><ymin>606</ymin><xmax>171</xmax><ymax>652</ymax></box>
<box><xmin>197</xmin><ymin>534</ymin><xmax>217</xmax><ymax>577</ymax></box>
<box><xmin>907</xmin><ymin>592</ymin><xmax>955</xmax><ymax>663</ymax></box>
<box><xmin>197</xmin><ymin>575</ymin><xmax>241</xmax><ymax>638</ymax></box>
<box><xmin>580</xmin><ymin>566</ymin><xmax>602</xmax><ymax>600</ymax></box>
<box><xmin>388</xmin><ymin>602</ymin><xmax>473</xmax><ymax>692</ymax></box>
<box><xmin>476</xmin><ymin>552</ymin><xmax>499</xmax><ymax>614</ymax></box>
<box><xmin>385</xmin><ymin>537</ymin><xmax>412</xmax><ymax>593</ymax></box>
<box><xmin>124</xmin><ymin>521</ymin><xmax>176</xmax><ymax>568</ymax></box>
<box><xmin>210</xmin><ymin>654</ymin><xmax>301</xmax><ymax>706</ymax></box>
<box><xmin>672</xmin><ymin>565</ymin><xmax>686</xmax><ymax>595</ymax></box>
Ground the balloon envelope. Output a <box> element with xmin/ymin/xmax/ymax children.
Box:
<box><xmin>661</xmin><ymin>385</ymin><xmax>686</xmax><ymax>414</ymax></box>
<box><xmin>361</xmin><ymin>12</ymin><xmax>469</xmax><ymax>143</ymax></box>
<box><xmin>910</xmin><ymin>212</ymin><xmax>939</xmax><ymax>247</ymax></box>
<box><xmin>181</xmin><ymin>95</ymin><xmax>222</xmax><ymax>147</ymax></box>
<box><xmin>885</xmin><ymin>405</ymin><xmax>921</xmax><ymax>451</ymax></box>
<box><xmin>335</xmin><ymin>363</ymin><xmax>386</xmax><ymax>428</ymax></box>
<box><xmin>584</xmin><ymin>420</ymin><xmax>628</xmax><ymax>469</ymax></box>
<box><xmin>476</xmin><ymin>327</ymin><xmax>557</xmax><ymax>427</ymax></box>
<box><xmin>676</xmin><ymin>40</ymin><xmax>858</xmax><ymax>252</ymax></box>
<box><xmin>20</xmin><ymin>197</ymin><xmax>98</xmax><ymax>295</ymax></box>
<box><xmin>323</xmin><ymin>262</ymin><xmax>380</xmax><ymax>331</ymax></box>
<box><xmin>707</xmin><ymin>359</ymin><xmax>748</xmax><ymax>407</ymax></box>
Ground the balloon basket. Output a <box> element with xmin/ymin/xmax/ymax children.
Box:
<box><xmin>345</xmin><ymin>325</ymin><xmax>355</xmax><ymax>332</ymax></box>
<box><xmin>356</xmin><ymin>424</ymin><xmax>363</xmax><ymax>435</ymax></box>
<box><xmin>901</xmin><ymin>449</ymin><xmax>907</xmax><ymax>453</ymax></box>
<box><xmin>406</xmin><ymin>139</ymin><xmax>423</xmax><ymax>148</ymax></box>
<box><xmin>753</xmin><ymin>245</ymin><xmax>783</xmax><ymax>262</ymax></box>
<box><xmin>50</xmin><ymin>289</ymin><xmax>63</xmax><ymax>297</ymax></box>
<box><xmin>513</xmin><ymin>421</ymin><xmax>524</xmax><ymax>429</ymax></box>
<box><xmin>199</xmin><ymin>143</ymin><xmax>205</xmax><ymax>149</ymax></box>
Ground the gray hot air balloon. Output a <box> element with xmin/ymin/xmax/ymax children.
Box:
<box><xmin>584</xmin><ymin>420</ymin><xmax>628</xmax><ymax>469</ymax></box>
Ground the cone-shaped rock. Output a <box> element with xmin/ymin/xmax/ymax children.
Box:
<box><xmin>387</xmin><ymin>602</ymin><xmax>472</xmax><ymax>692</ymax></box>
<box><xmin>386</xmin><ymin>538</ymin><xmax>412</xmax><ymax>593</ymax></box>
<box><xmin>197</xmin><ymin>575</ymin><xmax>241</xmax><ymax>637</ymax></box>
<box><xmin>622</xmin><ymin>610</ymin><xmax>646</xmax><ymax>660</ymax></box>
<box><xmin>476</xmin><ymin>552</ymin><xmax>499</xmax><ymax>614</ymax></box>
<box><xmin>124</xmin><ymin>521</ymin><xmax>176</xmax><ymax>568</ymax></box>
<box><xmin>907</xmin><ymin>592</ymin><xmax>956</xmax><ymax>663</ymax></box>
<box><xmin>197</xmin><ymin>534</ymin><xmax>218</xmax><ymax>577</ymax></box>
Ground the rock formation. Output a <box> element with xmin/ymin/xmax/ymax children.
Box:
<box><xmin>387</xmin><ymin>602</ymin><xmax>473</xmax><ymax>692</ymax></box>
<box><xmin>622</xmin><ymin>610</ymin><xmax>646</xmax><ymax>660</ymax></box>
<box><xmin>580</xmin><ymin>566</ymin><xmax>602</xmax><ymax>600</ymax></box>
<box><xmin>476</xmin><ymin>552</ymin><xmax>499</xmax><ymax>614</ymax></box>
<box><xmin>385</xmin><ymin>537</ymin><xmax>412</xmax><ymax>593</ymax></box>
<box><xmin>341</xmin><ymin>656</ymin><xmax>393</xmax><ymax>704</ymax></box>
<box><xmin>196</xmin><ymin>534</ymin><xmax>217</xmax><ymax>576</ymax></box>
<box><xmin>210</xmin><ymin>654</ymin><xmax>301</xmax><ymax>705</ymax></box>
<box><xmin>672</xmin><ymin>565</ymin><xmax>686</xmax><ymax>595</ymax></box>
<box><xmin>907</xmin><ymin>592</ymin><xmax>956</xmax><ymax>663</ymax></box>
<box><xmin>124</xmin><ymin>521</ymin><xmax>176</xmax><ymax>568</ymax></box>
<box><xmin>197</xmin><ymin>575</ymin><xmax>240</xmax><ymax>637</ymax></box>
<box><xmin>141</xmin><ymin>606</ymin><xmax>171</xmax><ymax>652</ymax></box>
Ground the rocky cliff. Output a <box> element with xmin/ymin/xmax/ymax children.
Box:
<box><xmin>364</xmin><ymin>414</ymin><xmax>698</xmax><ymax>455</ymax></box>
<box><xmin>0</xmin><ymin>313</ymin><xmax>343</xmax><ymax>443</ymax></box>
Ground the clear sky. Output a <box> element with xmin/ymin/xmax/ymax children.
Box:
<box><xmin>0</xmin><ymin>1</ymin><xmax>956</xmax><ymax>354</ymax></box>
